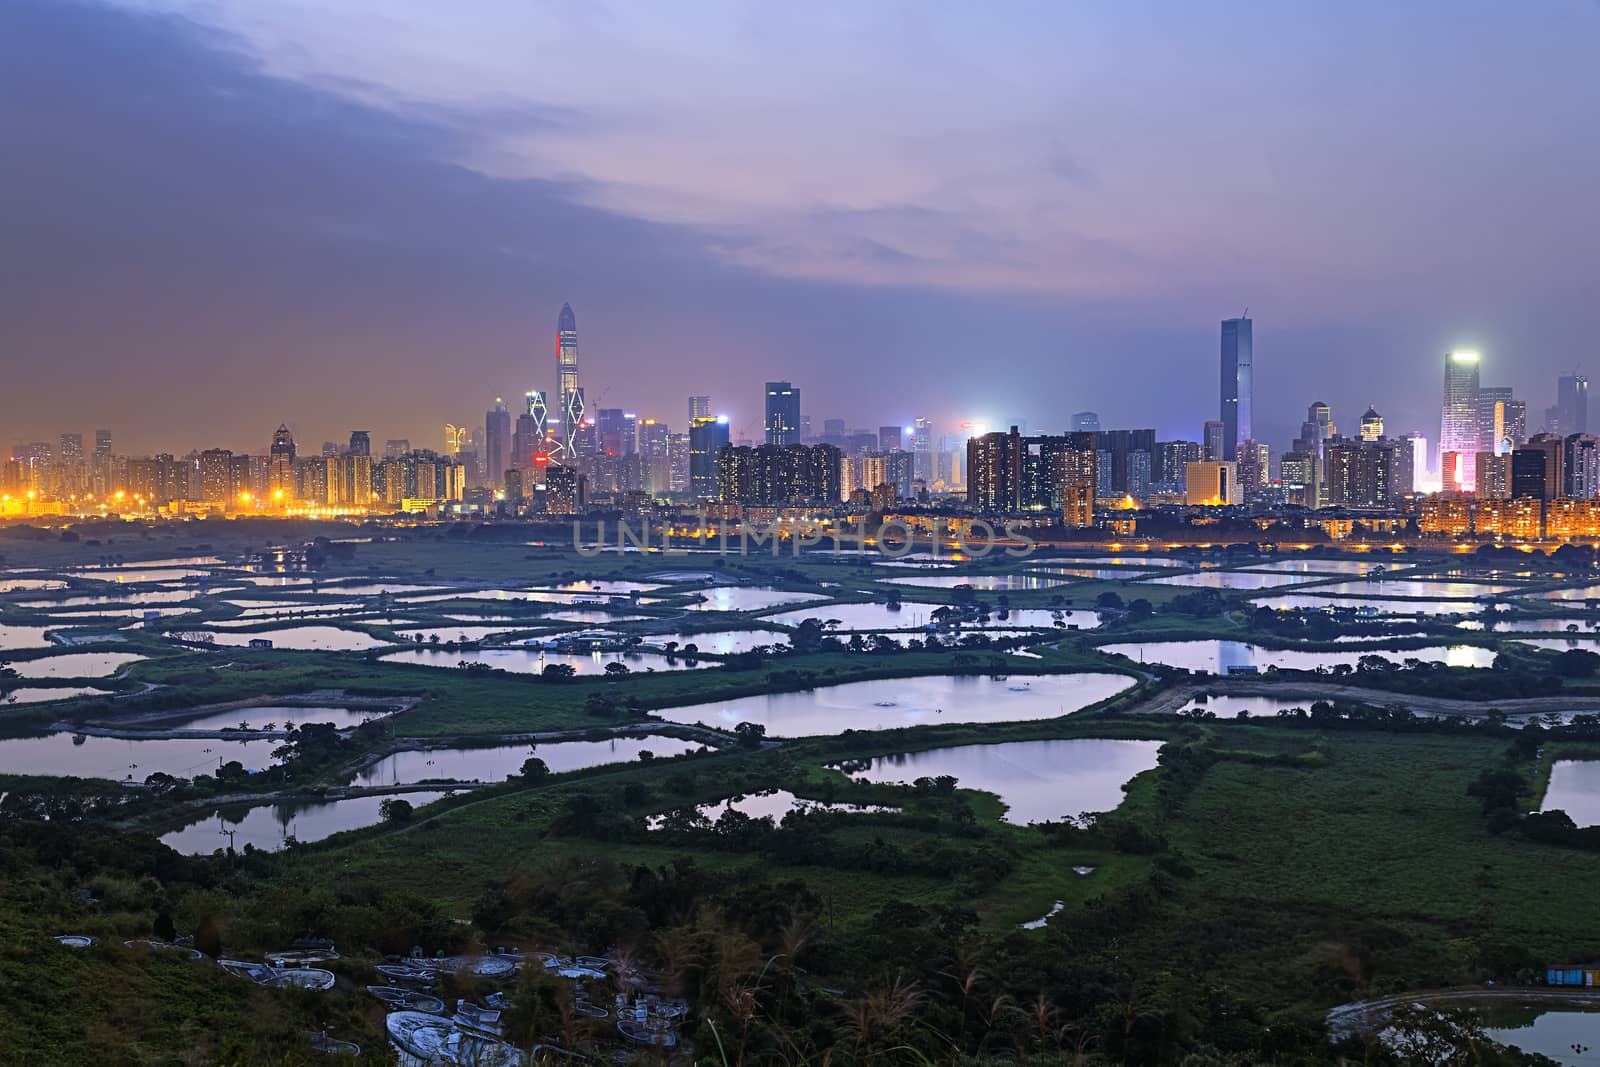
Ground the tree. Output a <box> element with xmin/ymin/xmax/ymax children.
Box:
<box><xmin>734</xmin><ymin>721</ymin><xmax>768</xmax><ymax>749</ymax></box>
<box><xmin>542</xmin><ymin>663</ymin><xmax>577</xmax><ymax>681</ymax></box>
<box><xmin>519</xmin><ymin>757</ymin><xmax>550</xmax><ymax>782</ymax></box>
<box><xmin>1096</xmin><ymin>591</ymin><xmax>1124</xmax><ymax>609</ymax></box>
<box><xmin>379</xmin><ymin>797</ymin><xmax>414</xmax><ymax>823</ymax></box>
<box><xmin>604</xmin><ymin>661</ymin><xmax>630</xmax><ymax>676</ymax></box>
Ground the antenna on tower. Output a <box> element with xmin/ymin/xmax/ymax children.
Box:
<box><xmin>1242</xmin><ymin>307</ymin><xmax>1249</xmax><ymax>319</ymax></box>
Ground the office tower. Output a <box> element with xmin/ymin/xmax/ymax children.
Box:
<box><xmin>595</xmin><ymin>409</ymin><xmax>632</xmax><ymax>456</ymax></box>
<box><xmin>94</xmin><ymin>430</ymin><xmax>111</xmax><ymax>456</ymax></box>
<box><xmin>1220</xmin><ymin>316</ymin><xmax>1253</xmax><ymax>461</ymax></box>
<box><xmin>912</xmin><ymin>418</ymin><xmax>933</xmax><ymax>484</ymax></box>
<box><xmin>1476</xmin><ymin>453</ymin><xmax>1511</xmax><ymax>500</ymax></box>
<box><xmin>1236</xmin><ymin>440</ymin><xmax>1270</xmax><ymax>500</ymax></box>
<box><xmin>1154</xmin><ymin>440</ymin><xmax>1201</xmax><ymax>494</ymax></box>
<box><xmin>384</xmin><ymin>439</ymin><xmax>410</xmax><ymax>460</ymax></box>
<box><xmin>1397</xmin><ymin>433</ymin><xmax>1427</xmax><ymax>496</ymax></box>
<box><xmin>269</xmin><ymin>424</ymin><xmax>297</xmax><ymax>500</ymax></box>
<box><xmin>1071</xmin><ymin>411</ymin><xmax>1101</xmax><ymax>433</ymax></box>
<box><xmin>1280</xmin><ymin>450</ymin><xmax>1320</xmax><ymax>508</ymax></box>
<box><xmin>1357</xmin><ymin>407</ymin><xmax>1383</xmax><ymax>442</ymax></box>
<box><xmin>1476</xmin><ymin>387</ymin><xmax>1514</xmax><ymax>456</ymax></box>
<box><xmin>1097</xmin><ymin>428</ymin><xmax>1155</xmax><ymax>494</ymax></box>
<box><xmin>1294</xmin><ymin>402</ymin><xmax>1336</xmax><ymax>454</ymax></box>
<box><xmin>1202</xmin><ymin>421</ymin><xmax>1225</xmax><ymax>463</ymax></box>
<box><xmin>556</xmin><ymin>303</ymin><xmax>583</xmax><ymax>459</ymax></box>
<box><xmin>878</xmin><ymin>425</ymin><xmax>903</xmax><ymax>453</ymax></box>
<box><xmin>689</xmin><ymin>415</ymin><xmax>729</xmax><ymax>497</ymax></box>
<box><xmin>485</xmin><ymin>400</ymin><xmax>510</xmax><ymax>485</ymax></box>
<box><xmin>761</xmin><ymin>382</ymin><xmax>800</xmax><ymax>447</ymax></box>
<box><xmin>1565</xmin><ymin>434</ymin><xmax>1600</xmax><ymax>499</ymax></box>
<box><xmin>1511</xmin><ymin>434</ymin><xmax>1564</xmax><ymax>499</ymax></box>
<box><xmin>820</xmin><ymin>418</ymin><xmax>847</xmax><ymax>445</ymax></box>
<box><xmin>1325</xmin><ymin>439</ymin><xmax>1396</xmax><ymax>508</ymax></box>
<box><xmin>667</xmin><ymin>432</ymin><xmax>691</xmax><ymax>492</ymax></box>
<box><xmin>1503</xmin><ymin>400</ymin><xmax>1528</xmax><ymax>447</ymax></box>
<box><xmin>689</xmin><ymin>395</ymin><xmax>711</xmax><ymax>423</ymax></box>
<box><xmin>347</xmin><ymin>430</ymin><xmax>371</xmax><ymax>457</ymax></box>
<box><xmin>1441</xmin><ymin>351</ymin><xmax>1481</xmax><ymax>489</ymax></box>
<box><xmin>1185</xmin><ymin>462</ymin><xmax>1237</xmax><ymax>506</ymax></box>
<box><xmin>1551</xmin><ymin>374</ymin><xmax>1590</xmax><ymax>436</ymax></box>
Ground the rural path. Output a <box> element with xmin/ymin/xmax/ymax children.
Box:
<box><xmin>1117</xmin><ymin>678</ymin><xmax>1600</xmax><ymax>720</ymax></box>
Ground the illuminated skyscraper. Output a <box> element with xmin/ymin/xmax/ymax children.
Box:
<box><xmin>912</xmin><ymin>418</ymin><xmax>933</xmax><ymax>483</ymax></box>
<box><xmin>1359</xmin><ymin>406</ymin><xmax>1383</xmax><ymax>442</ymax></box>
<box><xmin>1552</xmin><ymin>374</ymin><xmax>1590</xmax><ymax>436</ymax></box>
<box><xmin>1441</xmin><ymin>351</ymin><xmax>1481</xmax><ymax>489</ymax></box>
<box><xmin>269</xmin><ymin>423</ymin><xmax>296</xmax><ymax>501</ymax></box>
<box><xmin>689</xmin><ymin>415</ymin><xmax>730</xmax><ymax>497</ymax></box>
<box><xmin>1202</xmin><ymin>420</ymin><xmax>1225</xmax><ymax>463</ymax></box>
<box><xmin>764</xmin><ymin>382</ymin><xmax>801</xmax><ymax>446</ymax></box>
<box><xmin>557</xmin><ymin>303</ymin><xmax>582</xmax><ymax>459</ymax></box>
<box><xmin>485</xmin><ymin>400</ymin><xmax>510</xmax><ymax>485</ymax></box>
<box><xmin>689</xmin><ymin>395</ymin><xmax>711</xmax><ymax>423</ymax></box>
<box><xmin>1220</xmin><ymin>316</ymin><xmax>1253</xmax><ymax>461</ymax></box>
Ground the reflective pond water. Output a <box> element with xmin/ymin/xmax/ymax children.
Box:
<box><xmin>1484</xmin><ymin>1008</ymin><xmax>1600</xmax><ymax>1065</ymax></box>
<box><xmin>1141</xmin><ymin>571</ymin><xmax>1317</xmax><ymax>590</ymax></box>
<box><xmin>379</xmin><ymin>647</ymin><xmax>715</xmax><ymax>674</ymax></box>
<box><xmin>1034</xmin><ymin>556</ymin><xmax>1188</xmax><ymax>569</ymax></box>
<box><xmin>1251</xmin><ymin>595</ymin><xmax>1489</xmax><ymax>616</ymax></box>
<box><xmin>653</xmin><ymin>631</ymin><xmax>791</xmax><ymax>654</ymax></box>
<box><xmin>10</xmin><ymin>652</ymin><xmax>146</xmax><ymax>678</ymax></box>
<box><xmin>537</xmin><ymin>610</ymin><xmax>651</xmax><ymax>625</ymax></box>
<box><xmin>1543</xmin><ymin>761</ymin><xmax>1600</xmax><ymax>828</ymax></box>
<box><xmin>1306</xmin><ymin>579</ymin><xmax>1515</xmax><ymax>599</ymax></box>
<box><xmin>659</xmin><ymin>672</ymin><xmax>1135</xmax><ymax>737</ymax></box>
<box><xmin>651</xmin><ymin>789</ymin><xmax>896</xmax><ymax>828</ymax></box>
<box><xmin>0</xmin><ymin>625</ymin><xmax>54</xmax><ymax>650</ymax></box>
<box><xmin>1172</xmin><ymin>695</ymin><xmax>1361</xmax><ymax>717</ymax></box>
<box><xmin>762</xmin><ymin>601</ymin><xmax>942</xmax><ymax>629</ymax></box>
<box><xmin>1243</xmin><ymin>558</ymin><xmax>1393</xmax><ymax>575</ymax></box>
<box><xmin>836</xmin><ymin>738</ymin><xmax>1162</xmax><ymax>824</ymax></box>
<box><xmin>160</xmin><ymin>791</ymin><xmax>452</xmax><ymax>854</ymax></box>
<box><xmin>16</xmin><ymin>589</ymin><xmax>207</xmax><ymax>607</ymax></box>
<box><xmin>687</xmin><ymin>586</ymin><xmax>827</xmax><ymax>612</ymax></box>
<box><xmin>880</xmin><ymin>574</ymin><xmax>1072</xmax><ymax>591</ymax></box>
<box><xmin>1523</xmin><ymin>584</ymin><xmax>1600</xmax><ymax>603</ymax></box>
<box><xmin>1022</xmin><ymin>567</ymin><xmax>1154</xmax><ymax>581</ymax></box>
<box><xmin>0</xmin><ymin>687</ymin><xmax>113</xmax><ymax>706</ymax></box>
<box><xmin>1464</xmin><ymin>617</ymin><xmax>1600</xmax><ymax>633</ymax></box>
<box><xmin>357</xmin><ymin>735</ymin><xmax>701</xmax><ymax>786</ymax></box>
<box><xmin>172</xmin><ymin>705</ymin><xmax>393</xmax><ymax>730</ymax></box>
<box><xmin>390</xmin><ymin>626</ymin><xmax>525</xmax><ymax>644</ymax></box>
<box><xmin>1098</xmin><ymin>640</ymin><xmax>1496</xmax><ymax>673</ymax></box>
<box><xmin>199</xmin><ymin>626</ymin><xmax>394</xmax><ymax>651</ymax></box>
<box><xmin>0</xmin><ymin>732</ymin><xmax>280</xmax><ymax>780</ymax></box>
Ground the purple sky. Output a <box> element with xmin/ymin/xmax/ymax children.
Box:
<box><xmin>2</xmin><ymin>0</ymin><xmax>1597</xmax><ymax>455</ymax></box>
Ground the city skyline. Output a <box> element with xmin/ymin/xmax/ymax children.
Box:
<box><xmin>3</xmin><ymin>0</ymin><xmax>1598</xmax><ymax>453</ymax></box>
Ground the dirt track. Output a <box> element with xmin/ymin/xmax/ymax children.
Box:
<box><xmin>1119</xmin><ymin>677</ymin><xmax>1600</xmax><ymax>720</ymax></box>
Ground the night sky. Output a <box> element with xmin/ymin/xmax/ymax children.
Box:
<box><xmin>2</xmin><ymin>0</ymin><xmax>1597</xmax><ymax>455</ymax></box>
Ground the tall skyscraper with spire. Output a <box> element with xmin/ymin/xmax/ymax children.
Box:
<box><xmin>556</xmin><ymin>303</ymin><xmax>583</xmax><ymax>460</ymax></box>
<box><xmin>1219</xmin><ymin>316</ymin><xmax>1253</xmax><ymax>462</ymax></box>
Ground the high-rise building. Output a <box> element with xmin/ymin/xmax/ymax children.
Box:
<box><xmin>269</xmin><ymin>424</ymin><xmax>297</xmax><ymax>501</ymax></box>
<box><xmin>1359</xmin><ymin>407</ymin><xmax>1383</xmax><ymax>442</ymax></box>
<box><xmin>1185</xmin><ymin>461</ymin><xmax>1238</xmax><ymax>506</ymax></box>
<box><xmin>1475</xmin><ymin>452</ymin><xmax>1510</xmax><ymax>500</ymax></box>
<box><xmin>912</xmin><ymin>418</ymin><xmax>933</xmax><ymax>484</ymax></box>
<box><xmin>1565</xmin><ymin>433</ymin><xmax>1600</xmax><ymax>499</ymax></box>
<box><xmin>1236</xmin><ymin>440</ymin><xmax>1270</xmax><ymax>500</ymax></box>
<box><xmin>1202</xmin><ymin>420</ymin><xmax>1225</xmax><ymax>463</ymax></box>
<box><xmin>764</xmin><ymin>382</ymin><xmax>801</xmax><ymax>447</ymax></box>
<box><xmin>348</xmin><ymin>430</ymin><xmax>371</xmax><ymax>457</ymax></box>
<box><xmin>1511</xmin><ymin>434</ymin><xmax>1564</xmax><ymax>500</ymax></box>
<box><xmin>556</xmin><ymin>303</ymin><xmax>582</xmax><ymax>459</ymax></box>
<box><xmin>94</xmin><ymin>430</ymin><xmax>112</xmax><ymax>456</ymax></box>
<box><xmin>1071</xmin><ymin>411</ymin><xmax>1101</xmax><ymax>433</ymax></box>
<box><xmin>689</xmin><ymin>396</ymin><xmax>711</xmax><ymax>424</ymax></box>
<box><xmin>1154</xmin><ymin>441</ymin><xmax>1202</xmax><ymax>494</ymax></box>
<box><xmin>595</xmin><ymin>409</ymin><xmax>634</xmax><ymax>457</ymax></box>
<box><xmin>198</xmin><ymin>449</ymin><xmax>233</xmax><ymax>504</ymax></box>
<box><xmin>1219</xmin><ymin>316</ymin><xmax>1253</xmax><ymax>462</ymax></box>
<box><xmin>1441</xmin><ymin>351</ymin><xmax>1481</xmax><ymax>489</ymax></box>
<box><xmin>1280</xmin><ymin>450</ymin><xmax>1320</xmax><ymax>508</ymax></box>
<box><xmin>1476</xmin><ymin>387</ymin><xmax>1514</xmax><ymax>456</ymax></box>
<box><xmin>485</xmin><ymin>400</ymin><xmax>510</xmax><ymax>485</ymax></box>
<box><xmin>1552</xmin><ymin>374</ymin><xmax>1590</xmax><ymax>436</ymax></box>
<box><xmin>1295</xmin><ymin>402</ymin><xmax>1336</xmax><ymax>454</ymax></box>
<box><xmin>1325</xmin><ymin>439</ymin><xmax>1396</xmax><ymax>508</ymax></box>
<box><xmin>878</xmin><ymin>426</ymin><xmax>903</xmax><ymax>453</ymax></box>
<box><xmin>1398</xmin><ymin>433</ymin><xmax>1427</xmax><ymax>496</ymax></box>
<box><xmin>689</xmin><ymin>415</ymin><xmax>729</xmax><ymax>497</ymax></box>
